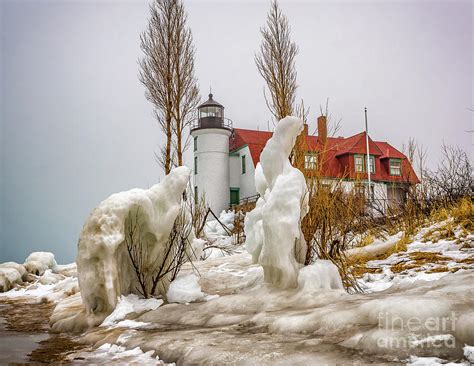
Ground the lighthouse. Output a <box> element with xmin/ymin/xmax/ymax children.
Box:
<box><xmin>190</xmin><ymin>93</ymin><xmax>233</xmax><ymax>215</ymax></box>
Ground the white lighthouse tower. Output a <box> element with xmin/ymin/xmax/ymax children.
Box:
<box><xmin>190</xmin><ymin>93</ymin><xmax>233</xmax><ymax>215</ymax></box>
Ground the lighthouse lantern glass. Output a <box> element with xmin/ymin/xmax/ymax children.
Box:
<box><xmin>200</xmin><ymin>106</ymin><xmax>223</xmax><ymax>119</ymax></box>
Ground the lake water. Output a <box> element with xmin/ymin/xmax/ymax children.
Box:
<box><xmin>0</xmin><ymin>304</ymin><xmax>50</xmax><ymax>364</ymax></box>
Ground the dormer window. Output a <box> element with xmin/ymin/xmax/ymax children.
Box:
<box><xmin>354</xmin><ymin>155</ymin><xmax>375</xmax><ymax>173</ymax></box>
<box><xmin>390</xmin><ymin>159</ymin><xmax>402</xmax><ymax>176</ymax></box>
<box><xmin>304</xmin><ymin>153</ymin><xmax>317</xmax><ymax>170</ymax></box>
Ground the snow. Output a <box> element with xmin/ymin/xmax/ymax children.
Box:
<box><xmin>204</xmin><ymin>210</ymin><xmax>234</xmax><ymax>237</ymax></box>
<box><xmin>297</xmin><ymin>260</ymin><xmax>344</xmax><ymax>291</ymax></box>
<box><xmin>408</xmin><ymin>356</ymin><xmax>465</xmax><ymax>365</ymax></box>
<box><xmin>346</xmin><ymin>232</ymin><xmax>403</xmax><ymax>260</ymax></box>
<box><xmin>244</xmin><ymin>116</ymin><xmax>308</xmax><ymax>289</ymax></box>
<box><xmin>55</xmin><ymin>166</ymin><xmax>190</xmax><ymax>332</ymax></box>
<box><xmin>69</xmin><ymin>343</ymin><xmax>167</xmax><ymax>365</ymax></box>
<box><xmin>24</xmin><ymin>252</ymin><xmax>58</xmax><ymax>275</ymax></box>
<box><xmin>464</xmin><ymin>345</ymin><xmax>474</xmax><ymax>363</ymax></box>
<box><xmin>1</xmin><ymin>276</ymin><xmax>79</xmax><ymax>303</ymax></box>
<box><xmin>101</xmin><ymin>294</ymin><xmax>163</xmax><ymax>327</ymax></box>
<box><xmin>166</xmin><ymin>273</ymin><xmax>204</xmax><ymax>304</ymax></box>
<box><xmin>38</xmin><ymin>269</ymin><xmax>64</xmax><ymax>285</ymax></box>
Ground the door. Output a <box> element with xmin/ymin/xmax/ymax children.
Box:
<box><xmin>230</xmin><ymin>188</ymin><xmax>240</xmax><ymax>206</ymax></box>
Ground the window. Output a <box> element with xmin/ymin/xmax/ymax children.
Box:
<box><xmin>390</xmin><ymin>159</ymin><xmax>402</xmax><ymax>176</ymax></box>
<box><xmin>355</xmin><ymin>155</ymin><xmax>364</xmax><ymax>172</ymax></box>
<box><xmin>354</xmin><ymin>155</ymin><xmax>375</xmax><ymax>173</ymax></box>
<box><xmin>194</xmin><ymin>186</ymin><xmax>198</xmax><ymax>204</ymax></box>
<box><xmin>241</xmin><ymin>155</ymin><xmax>246</xmax><ymax>174</ymax></box>
<box><xmin>194</xmin><ymin>156</ymin><xmax>197</xmax><ymax>174</ymax></box>
<box><xmin>369</xmin><ymin>156</ymin><xmax>375</xmax><ymax>174</ymax></box>
<box><xmin>304</xmin><ymin>154</ymin><xmax>317</xmax><ymax>170</ymax></box>
<box><xmin>194</xmin><ymin>136</ymin><xmax>197</xmax><ymax>151</ymax></box>
<box><xmin>200</xmin><ymin>106</ymin><xmax>222</xmax><ymax>119</ymax></box>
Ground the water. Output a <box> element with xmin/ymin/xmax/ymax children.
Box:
<box><xmin>0</xmin><ymin>304</ymin><xmax>50</xmax><ymax>364</ymax></box>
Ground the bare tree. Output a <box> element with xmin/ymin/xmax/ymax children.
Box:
<box><xmin>139</xmin><ymin>1</ymin><xmax>174</xmax><ymax>174</ymax></box>
<box><xmin>139</xmin><ymin>0</ymin><xmax>199</xmax><ymax>173</ymax></box>
<box><xmin>255</xmin><ymin>0</ymin><xmax>298</xmax><ymax>121</ymax></box>
<box><xmin>425</xmin><ymin>144</ymin><xmax>473</xmax><ymax>204</ymax></box>
<box><xmin>170</xmin><ymin>1</ymin><xmax>200</xmax><ymax>166</ymax></box>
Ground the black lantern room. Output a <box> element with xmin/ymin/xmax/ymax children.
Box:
<box><xmin>191</xmin><ymin>93</ymin><xmax>232</xmax><ymax>131</ymax></box>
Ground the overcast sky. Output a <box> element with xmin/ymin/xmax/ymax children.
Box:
<box><xmin>1</xmin><ymin>0</ymin><xmax>472</xmax><ymax>263</ymax></box>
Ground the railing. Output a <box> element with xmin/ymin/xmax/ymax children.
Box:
<box><xmin>229</xmin><ymin>193</ymin><xmax>260</xmax><ymax>210</ymax></box>
<box><xmin>190</xmin><ymin>117</ymin><xmax>233</xmax><ymax>131</ymax></box>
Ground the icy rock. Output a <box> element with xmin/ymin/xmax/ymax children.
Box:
<box><xmin>298</xmin><ymin>260</ymin><xmax>344</xmax><ymax>291</ymax></box>
<box><xmin>167</xmin><ymin>273</ymin><xmax>204</xmax><ymax>304</ymax></box>
<box><xmin>24</xmin><ymin>252</ymin><xmax>58</xmax><ymax>275</ymax></box>
<box><xmin>53</xmin><ymin>166</ymin><xmax>190</xmax><ymax>332</ymax></box>
<box><xmin>244</xmin><ymin>116</ymin><xmax>308</xmax><ymax>289</ymax></box>
<box><xmin>0</xmin><ymin>266</ymin><xmax>23</xmax><ymax>292</ymax></box>
<box><xmin>1</xmin><ymin>262</ymin><xmax>28</xmax><ymax>281</ymax></box>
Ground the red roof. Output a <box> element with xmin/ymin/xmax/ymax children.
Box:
<box><xmin>230</xmin><ymin>128</ymin><xmax>419</xmax><ymax>184</ymax></box>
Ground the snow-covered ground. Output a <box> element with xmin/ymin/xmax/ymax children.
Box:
<box><xmin>1</xmin><ymin>217</ymin><xmax>473</xmax><ymax>364</ymax></box>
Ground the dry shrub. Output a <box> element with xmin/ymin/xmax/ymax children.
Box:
<box><xmin>301</xmin><ymin>179</ymin><xmax>371</xmax><ymax>291</ymax></box>
<box><xmin>125</xmin><ymin>199</ymin><xmax>195</xmax><ymax>299</ymax></box>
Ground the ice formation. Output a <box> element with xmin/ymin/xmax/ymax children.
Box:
<box><xmin>298</xmin><ymin>260</ymin><xmax>344</xmax><ymax>292</ymax></box>
<box><xmin>24</xmin><ymin>251</ymin><xmax>58</xmax><ymax>275</ymax></box>
<box><xmin>101</xmin><ymin>294</ymin><xmax>163</xmax><ymax>327</ymax></box>
<box><xmin>244</xmin><ymin>116</ymin><xmax>309</xmax><ymax>288</ymax></box>
<box><xmin>0</xmin><ymin>266</ymin><xmax>23</xmax><ymax>292</ymax></box>
<box><xmin>166</xmin><ymin>273</ymin><xmax>204</xmax><ymax>304</ymax></box>
<box><xmin>53</xmin><ymin>166</ymin><xmax>191</xmax><ymax>331</ymax></box>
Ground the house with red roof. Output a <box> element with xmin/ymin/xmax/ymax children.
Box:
<box><xmin>191</xmin><ymin>93</ymin><xmax>419</xmax><ymax>215</ymax></box>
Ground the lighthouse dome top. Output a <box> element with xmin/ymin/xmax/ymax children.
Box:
<box><xmin>198</xmin><ymin>93</ymin><xmax>224</xmax><ymax>109</ymax></box>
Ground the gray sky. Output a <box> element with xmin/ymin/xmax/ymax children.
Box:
<box><xmin>1</xmin><ymin>0</ymin><xmax>472</xmax><ymax>263</ymax></box>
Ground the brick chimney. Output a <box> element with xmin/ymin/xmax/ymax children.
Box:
<box><xmin>303</xmin><ymin>123</ymin><xmax>308</xmax><ymax>136</ymax></box>
<box><xmin>317</xmin><ymin>115</ymin><xmax>327</xmax><ymax>144</ymax></box>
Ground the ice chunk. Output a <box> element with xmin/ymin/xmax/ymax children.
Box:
<box><xmin>166</xmin><ymin>273</ymin><xmax>204</xmax><ymax>304</ymax></box>
<box><xmin>244</xmin><ymin>116</ymin><xmax>308</xmax><ymax>288</ymax></box>
<box><xmin>298</xmin><ymin>260</ymin><xmax>344</xmax><ymax>291</ymax></box>
<box><xmin>39</xmin><ymin>269</ymin><xmax>65</xmax><ymax>285</ymax></box>
<box><xmin>0</xmin><ymin>266</ymin><xmax>23</xmax><ymax>292</ymax></box>
<box><xmin>70</xmin><ymin>343</ymin><xmax>165</xmax><ymax>364</ymax></box>
<box><xmin>204</xmin><ymin>210</ymin><xmax>235</xmax><ymax>237</ymax></box>
<box><xmin>464</xmin><ymin>345</ymin><xmax>474</xmax><ymax>363</ymax></box>
<box><xmin>51</xmin><ymin>166</ymin><xmax>190</xmax><ymax>332</ymax></box>
<box><xmin>24</xmin><ymin>252</ymin><xmax>58</xmax><ymax>274</ymax></box>
<box><xmin>101</xmin><ymin>294</ymin><xmax>163</xmax><ymax>327</ymax></box>
<box><xmin>0</xmin><ymin>262</ymin><xmax>27</xmax><ymax>281</ymax></box>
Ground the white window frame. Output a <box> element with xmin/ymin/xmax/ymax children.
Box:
<box><xmin>304</xmin><ymin>153</ymin><xmax>317</xmax><ymax>170</ymax></box>
<box><xmin>390</xmin><ymin>159</ymin><xmax>402</xmax><ymax>176</ymax></box>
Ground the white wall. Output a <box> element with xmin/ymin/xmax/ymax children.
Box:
<box><xmin>191</xmin><ymin>128</ymin><xmax>231</xmax><ymax>215</ymax></box>
<box><xmin>229</xmin><ymin>155</ymin><xmax>240</xmax><ymax>188</ymax></box>
<box><xmin>228</xmin><ymin>145</ymin><xmax>257</xmax><ymax>201</ymax></box>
